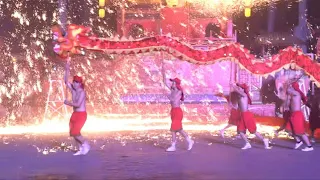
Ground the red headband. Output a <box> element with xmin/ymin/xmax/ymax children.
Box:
<box><xmin>170</xmin><ymin>78</ymin><xmax>184</xmax><ymax>101</ymax></box>
<box><xmin>291</xmin><ymin>82</ymin><xmax>307</xmax><ymax>104</ymax></box>
<box><xmin>236</xmin><ymin>83</ymin><xmax>252</xmax><ymax>105</ymax></box>
<box><xmin>73</xmin><ymin>75</ymin><xmax>84</xmax><ymax>89</ymax></box>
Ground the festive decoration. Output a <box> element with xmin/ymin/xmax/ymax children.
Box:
<box><xmin>99</xmin><ymin>9</ymin><xmax>105</xmax><ymax>18</ymax></box>
<box><xmin>98</xmin><ymin>0</ymin><xmax>106</xmax><ymax>18</ymax></box>
<box><xmin>245</xmin><ymin>8</ymin><xmax>251</xmax><ymax>17</ymax></box>
<box><xmin>51</xmin><ymin>24</ymin><xmax>90</xmax><ymax>58</ymax></box>
<box><xmin>244</xmin><ymin>0</ymin><xmax>252</xmax><ymax>17</ymax></box>
<box><xmin>98</xmin><ymin>8</ymin><xmax>105</xmax><ymax>18</ymax></box>
<box><xmin>52</xmin><ymin>24</ymin><xmax>320</xmax><ymax>86</ymax></box>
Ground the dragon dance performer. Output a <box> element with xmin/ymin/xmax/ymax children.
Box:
<box><xmin>162</xmin><ymin>65</ymin><xmax>194</xmax><ymax>152</ymax></box>
<box><xmin>306</xmin><ymin>85</ymin><xmax>320</xmax><ymax>143</ymax></box>
<box><xmin>233</xmin><ymin>83</ymin><xmax>271</xmax><ymax>150</ymax></box>
<box><xmin>216</xmin><ymin>90</ymin><xmax>241</xmax><ymax>138</ymax></box>
<box><xmin>64</xmin><ymin>58</ymin><xmax>90</xmax><ymax>155</ymax></box>
<box><xmin>274</xmin><ymin>82</ymin><xmax>303</xmax><ymax>149</ymax></box>
<box><xmin>285</xmin><ymin>82</ymin><xmax>313</xmax><ymax>151</ymax></box>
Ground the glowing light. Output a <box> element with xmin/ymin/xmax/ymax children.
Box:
<box><xmin>99</xmin><ymin>0</ymin><xmax>106</xmax><ymax>7</ymax></box>
<box><xmin>0</xmin><ymin>115</ymin><xmax>281</xmax><ymax>137</ymax></box>
<box><xmin>99</xmin><ymin>8</ymin><xmax>105</xmax><ymax>18</ymax></box>
<box><xmin>0</xmin><ymin>0</ymin><xmax>306</xmax><ymax>133</ymax></box>
<box><xmin>245</xmin><ymin>7</ymin><xmax>251</xmax><ymax>17</ymax></box>
<box><xmin>244</xmin><ymin>0</ymin><xmax>253</xmax><ymax>6</ymax></box>
<box><xmin>185</xmin><ymin>0</ymin><xmax>293</xmax><ymax>16</ymax></box>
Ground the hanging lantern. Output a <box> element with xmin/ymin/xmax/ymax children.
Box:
<box><xmin>244</xmin><ymin>0</ymin><xmax>253</xmax><ymax>17</ymax></box>
<box><xmin>245</xmin><ymin>7</ymin><xmax>251</xmax><ymax>17</ymax></box>
<box><xmin>99</xmin><ymin>0</ymin><xmax>105</xmax><ymax>7</ymax></box>
<box><xmin>98</xmin><ymin>0</ymin><xmax>106</xmax><ymax>18</ymax></box>
<box><xmin>99</xmin><ymin>9</ymin><xmax>105</xmax><ymax>18</ymax></box>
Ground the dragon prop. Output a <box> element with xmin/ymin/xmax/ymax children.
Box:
<box><xmin>52</xmin><ymin>24</ymin><xmax>320</xmax><ymax>86</ymax></box>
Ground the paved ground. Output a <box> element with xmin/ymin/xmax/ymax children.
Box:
<box><xmin>0</xmin><ymin>131</ymin><xmax>319</xmax><ymax>180</ymax></box>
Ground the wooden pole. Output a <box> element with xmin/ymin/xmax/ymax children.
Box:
<box><xmin>58</xmin><ymin>0</ymin><xmax>68</xmax><ymax>32</ymax></box>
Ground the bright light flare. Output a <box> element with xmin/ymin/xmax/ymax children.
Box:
<box><xmin>0</xmin><ymin>115</ymin><xmax>282</xmax><ymax>138</ymax></box>
<box><xmin>187</xmin><ymin>0</ymin><xmax>295</xmax><ymax>16</ymax></box>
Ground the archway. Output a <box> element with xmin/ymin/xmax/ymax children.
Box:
<box><xmin>128</xmin><ymin>24</ymin><xmax>145</xmax><ymax>39</ymax></box>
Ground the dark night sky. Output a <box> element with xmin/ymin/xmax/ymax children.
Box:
<box><xmin>233</xmin><ymin>0</ymin><xmax>298</xmax><ymax>54</ymax></box>
<box><xmin>232</xmin><ymin>0</ymin><xmax>320</xmax><ymax>55</ymax></box>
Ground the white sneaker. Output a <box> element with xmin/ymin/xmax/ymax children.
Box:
<box><xmin>81</xmin><ymin>142</ymin><xmax>90</xmax><ymax>155</ymax></box>
<box><xmin>294</xmin><ymin>141</ymin><xmax>303</xmax><ymax>149</ymax></box>
<box><xmin>241</xmin><ymin>143</ymin><xmax>252</xmax><ymax>150</ymax></box>
<box><xmin>187</xmin><ymin>140</ymin><xmax>194</xmax><ymax>151</ymax></box>
<box><xmin>73</xmin><ymin>151</ymin><xmax>82</xmax><ymax>156</ymax></box>
<box><xmin>166</xmin><ymin>145</ymin><xmax>176</xmax><ymax>152</ymax></box>
<box><xmin>301</xmin><ymin>146</ymin><xmax>314</xmax><ymax>152</ymax></box>
<box><xmin>220</xmin><ymin>130</ymin><xmax>225</xmax><ymax>138</ymax></box>
<box><xmin>263</xmin><ymin>139</ymin><xmax>272</xmax><ymax>149</ymax></box>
